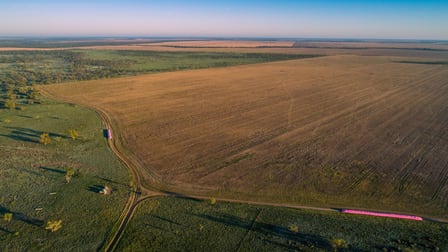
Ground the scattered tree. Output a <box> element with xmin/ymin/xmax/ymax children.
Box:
<box><xmin>39</xmin><ymin>133</ymin><xmax>51</xmax><ymax>145</ymax></box>
<box><xmin>3</xmin><ymin>213</ymin><xmax>13</xmax><ymax>222</ymax></box>
<box><xmin>5</xmin><ymin>84</ymin><xmax>15</xmax><ymax>99</ymax></box>
<box><xmin>45</xmin><ymin>220</ymin><xmax>62</xmax><ymax>232</ymax></box>
<box><xmin>4</xmin><ymin>99</ymin><xmax>16</xmax><ymax>109</ymax></box>
<box><xmin>331</xmin><ymin>238</ymin><xmax>348</xmax><ymax>251</ymax></box>
<box><xmin>209</xmin><ymin>197</ymin><xmax>217</xmax><ymax>205</ymax></box>
<box><xmin>17</xmin><ymin>86</ymin><xmax>28</xmax><ymax>96</ymax></box>
<box><xmin>65</xmin><ymin>167</ymin><xmax>76</xmax><ymax>183</ymax></box>
<box><xmin>288</xmin><ymin>224</ymin><xmax>299</xmax><ymax>234</ymax></box>
<box><xmin>28</xmin><ymin>85</ymin><xmax>41</xmax><ymax>101</ymax></box>
<box><xmin>68</xmin><ymin>129</ymin><xmax>79</xmax><ymax>140</ymax></box>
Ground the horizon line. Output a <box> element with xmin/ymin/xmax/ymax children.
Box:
<box><xmin>0</xmin><ymin>35</ymin><xmax>447</xmax><ymax>43</ymax></box>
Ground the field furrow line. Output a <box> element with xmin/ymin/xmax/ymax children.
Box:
<box><xmin>431</xmin><ymin>162</ymin><xmax>448</xmax><ymax>200</ymax></box>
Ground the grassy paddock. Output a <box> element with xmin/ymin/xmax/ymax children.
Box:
<box><xmin>117</xmin><ymin>197</ymin><xmax>448</xmax><ymax>251</ymax></box>
<box><xmin>0</xmin><ymin>98</ymin><xmax>130</xmax><ymax>251</ymax></box>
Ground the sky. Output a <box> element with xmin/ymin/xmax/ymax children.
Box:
<box><xmin>0</xmin><ymin>0</ymin><xmax>447</xmax><ymax>40</ymax></box>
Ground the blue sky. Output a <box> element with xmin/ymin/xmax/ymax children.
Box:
<box><xmin>1</xmin><ymin>0</ymin><xmax>447</xmax><ymax>39</ymax></box>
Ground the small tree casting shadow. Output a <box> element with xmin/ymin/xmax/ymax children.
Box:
<box><xmin>0</xmin><ymin>205</ymin><xmax>44</xmax><ymax>227</ymax></box>
<box><xmin>1</xmin><ymin>126</ymin><xmax>69</xmax><ymax>144</ymax></box>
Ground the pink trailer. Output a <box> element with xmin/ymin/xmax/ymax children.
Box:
<box><xmin>341</xmin><ymin>209</ymin><xmax>423</xmax><ymax>221</ymax></box>
<box><xmin>107</xmin><ymin>129</ymin><xmax>112</xmax><ymax>139</ymax></box>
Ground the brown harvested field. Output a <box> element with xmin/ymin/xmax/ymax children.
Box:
<box><xmin>42</xmin><ymin>54</ymin><xmax>448</xmax><ymax>218</ymax></box>
<box><xmin>293</xmin><ymin>41</ymin><xmax>448</xmax><ymax>50</ymax></box>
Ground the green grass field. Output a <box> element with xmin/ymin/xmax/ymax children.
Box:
<box><xmin>117</xmin><ymin>197</ymin><xmax>448</xmax><ymax>251</ymax></box>
<box><xmin>0</xmin><ymin>98</ymin><xmax>131</xmax><ymax>251</ymax></box>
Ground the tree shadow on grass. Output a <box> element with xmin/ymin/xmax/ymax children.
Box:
<box><xmin>143</xmin><ymin>223</ymin><xmax>165</xmax><ymax>231</ymax></box>
<box><xmin>39</xmin><ymin>166</ymin><xmax>65</xmax><ymax>174</ymax></box>
<box><xmin>16</xmin><ymin>167</ymin><xmax>64</xmax><ymax>179</ymax></box>
<box><xmin>12</xmin><ymin>212</ymin><xmax>45</xmax><ymax>227</ymax></box>
<box><xmin>1</xmin><ymin>127</ymin><xmax>69</xmax><ymax>144</ymax></box>
<box><xmin>194</xmin><ymin>213</ymin><xmax>335</xmax><ymax>251</ymax></box>
<box><xmin>17</xmin><ymin>167</ymin><xmax>44</xmax><ymax>177</ymax></box>
<box><xmin>16</xmin><ymin>115</ymin><xmax>33</xmax><ymax>119</ymax></box>
<box><xmin>0</xmin><ymin>205</ymin><xmax>44</xmax><ymax>227</ymax></box>
<box><xmin>160</xmin><ymin>190</ymin><xmax>202</xmax><ymax>202</ymax></box>
<box><xmin>0</xmin><ymin>132</ymin><xmax>39</xmax><ymax>143</ymax></box>
<box><xmin>94</xmin><ymin>176</ymin><xmax>128</xmax><ymax>187</ymax></box>
<box><xmin>87</xmin><ymin>185</ymin><xmax>104</xmax><ymax>193</ymax></box>
<box><xmin>141</xmin><ymin>215</ymin><xmax>181</xmax><ymax>232</ymax></box>
<box><xmin>0</xmin><ymin>227</ymin><xmax>14</xmax><ymax>234</ymax></box>
<box><xmin>151</xmin><ymin>215</ymin><xmax>181</xmax><ymax>226</ymax></box>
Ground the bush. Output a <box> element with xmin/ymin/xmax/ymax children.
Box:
<box><xmin>68</xmin><ymin>129</ymin><xmax>79</xmax><ymax>140</ymax></box>
<box><xmin>288</xmin><ymin>224</ymin><xmax>299</xmax><ymax>233</ymax></box>
<box><xmin>39</xmin><ymin>133</ymin><xmax>51</xmax><ymax>145</ymax></box>
<box><xmin>45</xmin><ymin>220</ymin><xmax>62</xmax><ymax>232</ymax></box>
<box><xmin>331</xmin><ymin>238</ymin><xmax>348</xmax><ymax>251</ymax></box>
<box><xmin>3</xmin><ymin>213</ymin><xmax>13</xmax><ymax>222</ymax></box>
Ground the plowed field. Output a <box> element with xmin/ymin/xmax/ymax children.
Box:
<box><xmin>42</xmin><ymin>54</ymin><xmax>448</xmax><ymax>218</ymax></box>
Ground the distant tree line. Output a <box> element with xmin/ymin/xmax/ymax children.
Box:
<box><xmin>0</xmin><ymin>50</ymin><xmax>132</xmax><ymax>87</ymax></box>
<box><xmin>0</xmin><ymin>50</ymin><xmax>317</xmax><ymax>89</ymax></box>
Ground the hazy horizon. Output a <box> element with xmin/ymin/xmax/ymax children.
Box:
<box><xmin>1</xmin><ymin>0</ymin><xmax>447</xmax><ymax>40</ymax></box>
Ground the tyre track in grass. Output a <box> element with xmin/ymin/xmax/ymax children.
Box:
<box><xmin>97</xmin><ymin>107</ymin><xmax>140</xmax><ymax>252</ymax></box>
<box><xmin>95</xmin><ymin>107</ymin><xmax>166</xmax><ymax>252</ymax></box>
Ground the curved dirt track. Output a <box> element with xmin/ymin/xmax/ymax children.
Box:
<box><xmin>95</xmin><ymin>107</ymin><xmax>151</xmax><ymax>252</ymax></box>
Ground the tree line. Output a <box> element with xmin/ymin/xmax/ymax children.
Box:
<box><xmin>0</xmin><ymin>50</ymin><xmax>132</xmax><ymax>87</ymax></box>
